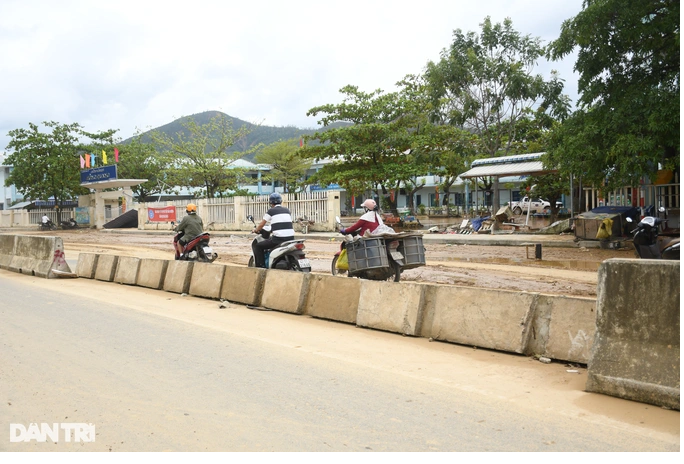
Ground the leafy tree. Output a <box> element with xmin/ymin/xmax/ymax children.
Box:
<box><xmin>116</xmin><ymin>133</ymin><xmax>169</xmax><ymax>200</ymax></box>
<box><xmin>254</xmin><ymin>139</ymin><xmax>311</xmax><ymax>193</ymax></box>
<box><xmin>547</xmin><ymin>0</ymin><xmax>679</xmax><ymax>190</ymax></box>
<box><xmin>149</xmin><ymin>113</ymin><xmax>256</xmax><ymax>198</ymax></box>
<box><xmin>3</xmin><ymin>121</ymin><xmax>114</xmax><ymax>221</ymax></box>
<box><xmin>424</xmin><ymin>17</ymin><xmax>571</xmax><ymax>160</ymax></box>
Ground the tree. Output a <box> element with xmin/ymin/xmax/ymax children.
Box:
<box><xmin>116</xmin><ymin>133</ymin><xmax>169</xmax><ymax>200</ymax></box>
<box><xmin>254</xmin><ymin>139</ymin><xmax>311</xmax><ymax>193</ymax></box>
<box><xmin>3</xmin><ymin>121</ymin><xmax>113</xmax><ymax>221</ymax></box>
<box><xmin>521</xmin><ymin>173</ymin><xmax>570</xmax><ymax>222</ymax></box>
<box><xmin>424</xmin><ymin>17</ymin><xmax>571</xmax><ymax>160</ymax></box>
<box><xmin>547</xmin><ymin>0</ymin><xmax>679</xmax><ymax>190</ymax></box>
<box><xmin>149</xmin><ymin>113</ymin><xmax>256</xmax><ymax>198</ymax></box>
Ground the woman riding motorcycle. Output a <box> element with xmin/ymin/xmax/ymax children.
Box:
<box><xmin>339</xmin><ymin>199</ymin><xmax>384</xmax><ymax>237</ymax></box>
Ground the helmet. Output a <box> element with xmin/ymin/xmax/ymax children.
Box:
<box><xmin>186</xmin><ymin>203</ymin><xmax>197</xmax><ymax>214</ymax></box>
<box><xmin>362</xmin><ymin>199</ymin><xmax>377</xmax><ymax>212</ymax></box>
<box><xmin>269</xmin><ymin>192</ymin><xmax>282</xmax><ymax>205</ymax></box>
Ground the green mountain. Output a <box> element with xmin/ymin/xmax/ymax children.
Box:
<box><xmin>129</xmin><ymin>110</ymin><xmax>347</xmax><ymax>161</ymax></box>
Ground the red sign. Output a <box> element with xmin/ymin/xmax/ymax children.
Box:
<box><xmin>148</xmin><ymin>207</ymin><xmax>177</xmax><ymax>222</ymax></box>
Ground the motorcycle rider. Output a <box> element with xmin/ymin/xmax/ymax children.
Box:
<box><xmin>41</xmin><ymin>214</ymin><xmax>54</xmax><ymax>229</ymax></box>
<box><xmin>174</xmin><ymin>203</ymin><xmax>204</xmax><ymax>258</ymax></box>
<box><xmin>252</xmin><ymin>192</ymin><xmax>295</xmax><ymax>268</ymax></box>
<box><xmin>340</xmin><ymin>199</ymin><xmax>384</xmax><ymax>237</ymax></box>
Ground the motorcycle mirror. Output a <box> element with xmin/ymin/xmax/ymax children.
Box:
<box><xmin>335</xmin><ymin>216</ymin><xmax>341</xmax><ymax>223</ymax></box>
<box><xmin>247</xmin><ymin>215</ymin><xmax>253</xmax><ymax>221</ymax></box>
<box><xmin>659</xmin><ymin>206</ymin><xmax>666</xmax><ymax>213</ymax></box>
<box><xmin>625</xmin><ymin>217</ymin><xmax>633</xmax><ymax>223</ymax></box>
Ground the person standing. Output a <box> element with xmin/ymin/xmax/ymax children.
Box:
<box><xmin>252</xmin><ymin>193</ymin><xmax>295</xmax><ymax>268</ymax></box>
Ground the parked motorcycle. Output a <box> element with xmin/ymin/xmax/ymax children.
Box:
<box><xmin>246</xmin><ymin>215</ymin><xmax>311</xmax><ymax>272</ymax></box>
<box><xmin>173</xmin><ymin>231</ymin><xmax>218</xmax><ymax>262</ymax></box>
<box><xmin>60</xmin><ymin>218</ymin><xmax>78</xmax><ymax>229</ymax></box>
<box><xmin>626</xmin><ymin>208</ymin><xmax>680</xmax><ymax>260</ymax></box>
<box><xmin>331</xmin><ymin>216</ymin><xmax>414</xmax><ymax>282</ymax></box>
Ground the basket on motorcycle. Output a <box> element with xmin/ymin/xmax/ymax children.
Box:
<box><xmin>397</xmin><ymin>235</ymin><xmax>426</xmax><ymax>269</ymax></box>
<box><xmin>347</xmin><ymin>238</ymin><xmax>389</xmax><ymax>273</ymax></box>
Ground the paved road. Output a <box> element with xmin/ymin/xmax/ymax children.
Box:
<box><xmin>0</xmin><ymin>270</ymin><xmax>679</xmax><ymax>452</ymax></box>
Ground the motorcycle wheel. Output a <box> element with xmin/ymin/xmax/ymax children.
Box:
<box><xmin>248</xmin><ymin>256</ymin><xmax>255</xmax><ymax>267</ymax></box>
<box><xmin>331</xmin><ymin>255</ymin><xmax>348</xmax><ymax>276</ymax></box>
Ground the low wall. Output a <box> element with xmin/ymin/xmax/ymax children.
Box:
<box><xmin>1</xmin><ymin>234</ymin><xmax>72</xmax><ymax>278</ymax></box>
<box><xmin>586</xmin><ymin>259</ymin><xmax>680</xmax><ymax>410</ymax></box>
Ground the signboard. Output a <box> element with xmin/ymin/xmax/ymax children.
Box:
<box><xmin>310</xmin><ymin>183</ymin><xmax>342</xmax><ymax>191</ymax></box>
<box><xmin>74</xmin><ymin>207</ymin><xmax>90</xmax><ymax>224</ymax></box>
<box><xmin>148</xmin><ymin>207</ymin><xmax>176</xmax><ymax>222</ymax></box>
<box><xmin>80</xmin><ymin>165</ymin><xmax>117</xmax><ymax>184</ymax></box>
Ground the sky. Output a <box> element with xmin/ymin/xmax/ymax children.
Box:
<box><xmin>0</xmin><ymin>0</ymin><xmax>584</xmax><ymax>158</ymax></box>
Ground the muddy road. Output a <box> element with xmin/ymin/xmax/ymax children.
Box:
<box><xmin>34</xmin><ymin>228</ymin><xmax>638</xmax><ymax>298</ymax></box>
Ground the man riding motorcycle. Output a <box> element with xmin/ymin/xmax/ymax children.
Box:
<box><xmin>251</xmin><ymin>193</ymin><xmax>295</xmax><ymax>268</ymax></box>
<box><xmin>174</xmin><ymin>203</ymin><xmax>204</xmax><ymax>259</ymax></box>
<box><xmin>339</xmin><ymin>199</ymin><xmax>384</xmax><ymax>237</ymax></box>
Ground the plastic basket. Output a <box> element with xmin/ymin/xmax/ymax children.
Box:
<box><xmin>398</xmin><ymin>235</ymin><xmax>426</xmax><ymax>269</ymax></box>
<box><xmin>347</xmin><ymin>238</ymin><xmax>389</xmax><ymax>273</ymax></box>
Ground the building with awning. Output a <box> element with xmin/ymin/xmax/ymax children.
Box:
<box><xmin>458</xmin><ymin>153</ymin><xmax>554</xmax><ymax>179</ymax></box>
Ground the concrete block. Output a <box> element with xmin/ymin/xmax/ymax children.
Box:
<box><xmin>422</xmin><ymin>286</ymin><xmax>536</xmax><ymax>353</ymax></box>
<box><xmin>163</xmin><ymin>260</ymin><xmax>195</xmax><ymax>294</ymax></box>
<box><xmin>114</xmin><ymin>256</ymin><xmax>141</xmax><ymax>285</ymax></box>
<box><xmin>586</xmin><ymin>259</ymin><xmax>680</xmax><ymax>410</ymax></box>
<box><xmin>8</xmin><ymin>235</ymin><xmax>70</xmax><ymax>278</ymax></box>
<box><xmin>136</xmin><ymin>259</ymin><xmax>169</xmax><ymax>290</ymax></box>
<box><xmin>189</xmin><ymin>262</ymin><xmax>226</xmax><ymax>299</ymax></box>
<box><xmin>220</xmin><ymin>266</ymin><xmax>266</xmax><ymax>306</ymax></box>
<box><xmin>94</xmin><ymin>254</ymin><xmax>119</xmax><ymax>282</ymax></box>
<box><xmin>76</xmin><ymin>253</ymin><xmax>100</xmax><ymax>279</ymax></box>
<box><xmin>260</xmin><ymin>269</ymin><xmax>310</xmax><ymax>314</ymax></box>
<box><xmin>357</xmin><ymin>280</ymin><xmax>426</xmax><ymax>335</ymax></box>
<box><xmin>0</xmin><ymin>234</ymin><xmax>16</xmax><ymax>269</ymax></box>
<box><xmin>526</xmin><ymin>295</ymin><xmax>596</xmax><ymax>364</ymax></box>
<box><xmin>305</xmin><ymin>274</ymin><xmax>360</xmax><ymax>323</ymax></box>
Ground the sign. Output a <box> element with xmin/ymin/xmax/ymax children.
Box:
<box><xmin>74</xmin><ymin>207</ymin><xmax>90</xmax><ymax>224</ymax></box>
<box><xmin>148</xmin><ymin>207</ymin><xmax>176</xmax><ymax>222</ymax></box>
<box><xmin>80</xmin><ymin>165</ymin><xmax>117</xmax><ymax>184</ymax></box>
<box><xmin>310</xmin><ymin>183</ymin><xmax>341</xmax><ymax>191</ymax></box>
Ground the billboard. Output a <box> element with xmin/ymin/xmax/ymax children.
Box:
<box><xmin>148</xmin><ymin>207</ymin><xmax>176</xmax><ymax>222</ymax></box>
<box><xmin>80</xmin><ymin>165</ymin><xmax>117</xmax><ymax>184</ymax></box>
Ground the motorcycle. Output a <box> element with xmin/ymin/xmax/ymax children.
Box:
<box><xmin>39</xmin><ymin>220</ymin><xmax>57</xmax><ymax>231</ymax></box>
<box><xmin>331</xmin><ymin>216</ymin><xmax>406</xmax><ymax>282</ymax></box>
<box><xmin>626</xmin><ymin>208</ymin><xmax>680</xmax><ymax>260</ymax></box>
<box><xmin>246</xmin><ymin>215</ymin><xmax>311</xmax><ymax>272</ymax></box>
<box><xmin>172</xmin><ymin>230</ymin><xmax>218</xmax><ymax>262</ymax></box>
<box><xmin>60</xmin><ymin>218</ymin><xmax>78</xmax><ymax>229</ymax></box>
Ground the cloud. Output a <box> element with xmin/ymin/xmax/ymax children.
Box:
<box><xmin>0</xmin><ymin>0</ymin><xmax>583</xmax><ymax>154</ymax></box>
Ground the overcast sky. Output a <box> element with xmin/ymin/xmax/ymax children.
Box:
<box><xmin>0</xmin><ymin>0</ymin><xmax>584</xmax><ymax>157</ymax></box>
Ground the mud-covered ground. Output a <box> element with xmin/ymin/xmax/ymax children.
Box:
<box><xmin>35</xmin><ymin>228</ymin><xmax>638</xmax><ymax>298</ymax></box>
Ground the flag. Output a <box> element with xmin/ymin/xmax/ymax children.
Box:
<box><xmin>299</xmin><ymin>138</ymin><xmax>303</xmax><ymax>147</ymax></box>
<box><xmin>102</xmin><ymin>150</ymin><xmax>108</xmax><ymax>165</ymax></box>
<box><xmin>79</xmin><ymin>155</ymin><xmax>85</xmax><ymax>168</ymax></box>
<box><xmin>114</xmin><ymin>147</ymin><xmax>119</xmax><ymax>162</ymax></box>
<box><xmin>90</xmin><ymin>154</ymin><xmax>95</xmax><ymax>167</ymax></box>
<box><xmin>85</xmin><ymin>153</ymin><xmax>91</xmax><ymax>168</ymax></box>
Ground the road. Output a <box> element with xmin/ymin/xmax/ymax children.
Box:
<box><xmin>0</xmin><ymin>270</ymin><xmax>678</xmax><ymax>452</ymax></box>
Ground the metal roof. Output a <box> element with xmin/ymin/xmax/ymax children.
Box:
<box><xmin>459</xmin><ymin>160</ymin><xmax>553</xmax><ymax>179</ymax></box>
<box><xmin>470</xmin><ymin>152</ymin><xmax>544</xmax><ymax>167</ymax></box>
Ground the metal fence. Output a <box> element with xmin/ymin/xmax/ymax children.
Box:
<box><xmin>28</xmin><ymin>208</ymin><xmax>75</xmax><ymax>225</ymax></box>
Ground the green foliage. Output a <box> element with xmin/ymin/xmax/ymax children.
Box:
<box><xmin>116</xmin><ymin>133</ymin><xmax>168</xmax><ymax>199</ymax></box>
<box><xmin>521</xmin><ymin>172</ymin><xmax>569</xmax><ymax>221</ymax></box>
<box><xmin>254</xmin><ymin>139</ymin><xmax>311</xmax><ymax>193</ymax></box>
<box><xmin>3</xmin><ymin>121</ymin><xmax>114</xmax><ymax>216</ymax></box>
<box><xmin>424</xmin><ymin>16</ymin><xmax>569</xmax><ymax>164</ymax></box>
<box><xmin>547</xmin><ymin>0</ymin><xmax>679</xmax><ymax>190</ymax></box>
<box><xmin>148</xmin><ymin>113</ymin><xmax>255</xmax><ymax>198</ymax></box>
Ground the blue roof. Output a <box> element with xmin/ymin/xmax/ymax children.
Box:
<box><xmin>471</xmin><ymin>153</ymin><xmax>544</xmax><ymax>167</ymax></box>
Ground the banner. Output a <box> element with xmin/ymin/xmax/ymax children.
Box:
<box><xmin>148</xmin><ymin>207</ymin><xmax>176</xmax><ymax>222</ymax></box>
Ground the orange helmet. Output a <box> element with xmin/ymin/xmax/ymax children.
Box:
<box><xmin>186</xmin><ymin>203</ymin><xmax>197</xmax><ymax>214</ymax></box>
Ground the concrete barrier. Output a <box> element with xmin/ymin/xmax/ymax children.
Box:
<box><xmin>114</xmin><ymin>256</ymin><xmax>141</xmax><ymax>285</ymax></box>
<box><xmin>220</xmin><ymin>266</ymin><xmax>266</xmax><ymax>306</ymax></box>
<box><xmin>189</xmin><ymin>263</ymin><xmax>226</xmax><ymax>299</ymax></box>
<box><xmin>586</xmin><ymin>259</ymin><xmax>680</xmax><ymax>410</ymax></box>
<box><xmin>0</xmin><ymin>234</ymin><xmax>16</xmax><ymax>269</ymax></box>
<box><xmin>526</xmin><ymin>295</ymin><xmax>596</xmax><ymax>364</ymax></box>
<box><xmin>305</xmin><ymin>274</ymin><xmax>360</xmax><ymax>323</ymax></box>
<box><xmin>260</xmin><ymin>269</ymin><xmax>310</xmax><ymax>314</ymax></box>
<box><xmin>136</xmin><ymin>259</ymin><xmax>169</xmax><ymax>290</ymax></box>
<box><xmin>76</xmin><ymin>253</ymin><xmax>100</xmax><ymax>279</ymax></box>
<box><xmin>94</xmin><ymin>254</ymin><xmax>119</xmax><ymax>282</ymax></box>
<box><xmin>421</xmin><ymin>286</ymin><xmax>536</xmax><ymax>353</ymax></box>
<box><xmin>357</xmin><ymin>280</ymin><xmax>426</xmax><ymax>335</ymax></box>
<box><xmin>6</xmin><ymin>235</ymin><xmax>72</xmax><ymax>278</ymax></box>
<box><xmin>163</xmin><ymin>261</ymin><xmax>195</xmax><ymax>294</ymax></box>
